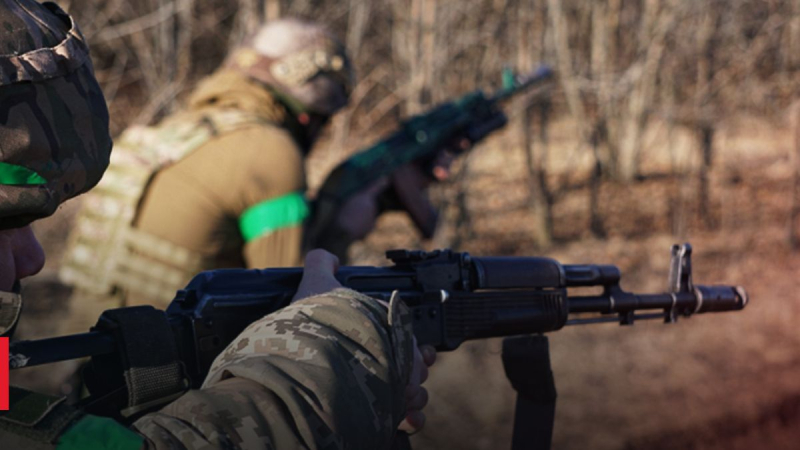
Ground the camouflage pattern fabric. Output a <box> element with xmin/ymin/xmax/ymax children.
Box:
<box><xmin>0</xmin><ymin>1</ymin><xmax>89</xmax><ymax>85</ymax></box>
<box><xmin>0</xmin><ymin>0</ymin><xmax>112</xmax><ymax>229</ymax></box>
<box><xmin>133</xmin><ymin>288</ymin><xmax>415</xmax><ymax>449</ymax></box>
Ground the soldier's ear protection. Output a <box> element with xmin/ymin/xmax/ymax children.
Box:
<box><xmin>269</xmin><ymin>48</ymin><xmax>348</xmax><ymax>89</ymax></box>
<box><xmin>229</xmin><ymin>45</ymin><xmax>352</xmax><ymax>94</ymax></box>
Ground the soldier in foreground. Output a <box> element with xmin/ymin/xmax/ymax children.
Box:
<box><xmin>0</xmin><ymin>2</ymin><xmax>435</xmax><ymax>448</ymax></box>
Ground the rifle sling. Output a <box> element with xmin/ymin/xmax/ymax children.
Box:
<box><xmin>502</xmin><ymin>335</ymin><xmax>557</xmax><ymax>450</ymax></box>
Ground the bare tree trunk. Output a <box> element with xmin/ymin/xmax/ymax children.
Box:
<box><xmin>175</xmin><ymin>0</ymin><xmax>194</xmax><ymax>86</ymax></box>
<box><xmin>230</xmin><ymin>0</ymin><xmax>265</xmax><ymax>47</ymax></box>
<box><xmin>785</xmin><ymin>5</ymin><xmax>800</xmax><ymax>247</ymax></box>
<box><xmin>328</xmin><ymin>0</ymin><xmax>372</xmax><ymax>157</ymax></box>
<box><xmin>130</xmin><ymin>0</ymin><xmax>195</xmax><ymax>124</ymax></box>
<box><xmin>783</xmin><ymin>4</ymin><xmax>800</xmax><ymax>246</ymax></box>
<box><xmin>265</xmin><ymin>0</ymin><xmax>280</xmax><ymax>21</ymax></box>
<box><xmin>406</xmin><ymin>0</ymin><xmax>424</xmax><ymax>114</ymax></box>
<box><xmin>420</xmin><ymin>0</ymin><xmax>436</xmax><ymax>106</ymax></box>
<box><xmin>695</xmin><ymin>6</ymin><xmax>718</xmax><ymax>228</ymax></box>
<box><xmin>616</xmin><ymin>0</ymin><xmax>675</xmax><ymax>181</ymax></box>
<box><xmin>697</xmin><ymin>125</ymin><xmax>714</xmax><ymax>227</ymax></box>
<box><xmin>589</xmin><ymin>130</ymin><xmax>606</xmax><ymax>238</ymax></box>
<box><xmin>591</xmin><ymin>0</ymin><xmax>613</xmax><ymax>166</ymax></box>
<box><xmin>517</xmin><ymin>0</ymin><xmax>551</xmax><ymax>247</ymax></box>
<box><xmin>548</xmin><ymin>0</ymin><xmax>604</xmax><ymax>237</ymax></box>
<box><xmin>587</xmin><ymin>0</ymin><xmax>612</xmax><ymax>237</ymax></box>
<box><xmin>396</xmin><ymin>0</ymin><xmax>437</xmax><ymax>114</ymax></box>
<box><xmin>789</xmin><ymin>101</ymin><xmax>800</xmax><ymax>248</ymax></box>
<box><xmin>546</xmin><ymin>0</ymin><xmax>589</xmax><ymax>143</ymax></box>
<box><xmin>783</xmin><ymin>0</ymin><xmax>800</xmax><ymax>70</ymax></box>
<box><xmin>537</xmin><ymin>0</ymin><xmax>554</xmax><ymax>242</ymax></box>
<box><xmin>662</xmin><ymin>74</ymin><xmax>687</xmax><ymax>238</ymax></box>
<box><xmin>451</xmin><ymin>161</ymin><xmax>473</xmax><ymax>251</ymax></box>
<box><xmin>391</xmin><ymin>0</ymin><xmax>411</xmax><ymax>90</ymax></box>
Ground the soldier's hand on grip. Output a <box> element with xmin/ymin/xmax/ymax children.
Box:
<box><xmin>291</xmin><ymin>249</ymin><xmax>342</xmax><ymax>302</ymax></box>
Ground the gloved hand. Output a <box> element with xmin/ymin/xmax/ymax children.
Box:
<box><xmin>292</xmin><ymin>249</ymin><xmax>437</xmax><ymax>433</ymax></box>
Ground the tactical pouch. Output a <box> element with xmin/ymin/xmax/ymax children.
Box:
<box><xmin>0</xmin><ymin>387</ymin><xmax>83</xmax><ymax>449</ymax></box>
<box><xmin>82</xmin><ymin>306</ymin><xmax>187</xmax><ymax>419</ymax></box>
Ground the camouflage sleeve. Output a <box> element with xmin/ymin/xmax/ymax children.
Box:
<box><xmin>132</xmin><ymin>288</ymin><xmax>414</xmax><ymax>449</ymax></box>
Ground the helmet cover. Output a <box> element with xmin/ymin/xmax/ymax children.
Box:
<box><xmin>0</xmin><ymin>0</ymin><xmax>112</xmax><ymax>229</ymax></box>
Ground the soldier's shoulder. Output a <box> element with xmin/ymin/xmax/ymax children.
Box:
<box><xmin>199</xmin><ymin>118</ymin><xmax>303</xmax><ymax>161</ymax></box>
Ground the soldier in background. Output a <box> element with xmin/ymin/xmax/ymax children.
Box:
<box><xmin>0</xmin><ymin>2</ymin><xmax>435</xmax><ymax>447</ymax></box>
<box><xmin>58</xmin><ymin>19</ymin><xmax>386</xmax><ymax>335</ymax></box>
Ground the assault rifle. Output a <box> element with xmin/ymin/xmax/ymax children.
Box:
<box><xmin>306</xmin><ymin>66</ymin><xmax>554</xmax><ymax>257</ymax></box>
<box><xmin>10</xmin><ymin>244</ymin><xmax>746</xmax><ymax>434</ymax></box>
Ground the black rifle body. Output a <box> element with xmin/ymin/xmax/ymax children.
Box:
<box><xmin>11</xmin><ymin>247</ymin><xmax>747</xmax><ymax>394</ymax></box>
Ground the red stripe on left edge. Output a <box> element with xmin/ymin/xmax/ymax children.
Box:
<box><xmin>0</xmin><ymin>337</ymin><xmax>8</xmax><ymax>410</ymax></box>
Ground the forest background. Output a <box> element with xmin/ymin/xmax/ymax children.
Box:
<box><xmin>17</xmin><ymin>1</ymin><xmax>800</xmax><ymax>449</ymax></box>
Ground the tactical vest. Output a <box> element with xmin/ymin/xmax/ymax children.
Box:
<box><xmin>59</xmin><ymin>109</ymin><xmax>267</xmax><ymax>305</ymax></box>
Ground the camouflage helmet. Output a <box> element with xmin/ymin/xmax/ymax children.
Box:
<box><xmin>225</xmin><ymin>19</ymin><xmax>354</xmax><ymax>116</ymax></box>
<box><xmin>0</xmin><ymin>0</ymin><xmax>112</xmax><ymax>230</ymax></box>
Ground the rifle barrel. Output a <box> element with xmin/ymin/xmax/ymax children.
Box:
<box><xmin>568</xmin><ymin>286</ymin><xmax>747</xmax><ymax>314</ymax></box>
<box><xmin>492</xmin><ymin>65</ymin><xmax>554</xmax><ymax>102</ymax></box>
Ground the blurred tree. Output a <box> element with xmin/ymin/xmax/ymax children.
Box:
<box><xmin>516</xmin><ymin>0</ymin><xmax>553</xmax><ymax>247</ymax></box>
<box><xmin>790</xmin><ymin>100</ymin><xmax>800</xmax><ymax>248</ymax></box>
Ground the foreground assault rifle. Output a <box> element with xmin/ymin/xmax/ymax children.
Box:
<box><xmin>306</xmin><ymin>66</ymin><xmax>554</xmax><ymax>257</ymax></box>
<box><xmin>10</xmin><ymin>243</ymin><xmax>747</xmax><ymax>431</ymax></box>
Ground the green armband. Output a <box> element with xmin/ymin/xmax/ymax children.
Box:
<box><xmin>0</xmin><ymin>162</ymin><xmax>47</xmax><ymax>185</ymax></box>
<box><xmin>239</xmin><ymin>191</ymin><xmax>310</xmax><ymax>242</ymax></box>
<box><xmin>57</xmin><ymin>415</ymin><xmax>143</xmax><ymax>450</ymax></box>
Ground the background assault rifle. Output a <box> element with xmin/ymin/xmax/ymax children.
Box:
<box><xmin>10</xmin><ymin>243</ymin><xmax>746</xmax><ymax>440</ymax></box>
<box><xmin>305</xmin><ymin>66</ymin><xmax>554</xmax><ymax>258</ymax></box>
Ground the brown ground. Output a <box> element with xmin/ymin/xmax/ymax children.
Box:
<box><xmin>13</xmin><ymin>115</ymin><xmax>800</xmax><ymax>449</ymax></box>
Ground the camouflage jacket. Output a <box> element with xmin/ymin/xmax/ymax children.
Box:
<box><xmin>3</xmin><ymin>288</ymin><xmax>413</xmax><ymax>449</ymax></box>
<box><xmin>128</xmin><ymin>288</ymin><xmax>414</xmax><ymax>449</ymax></box>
